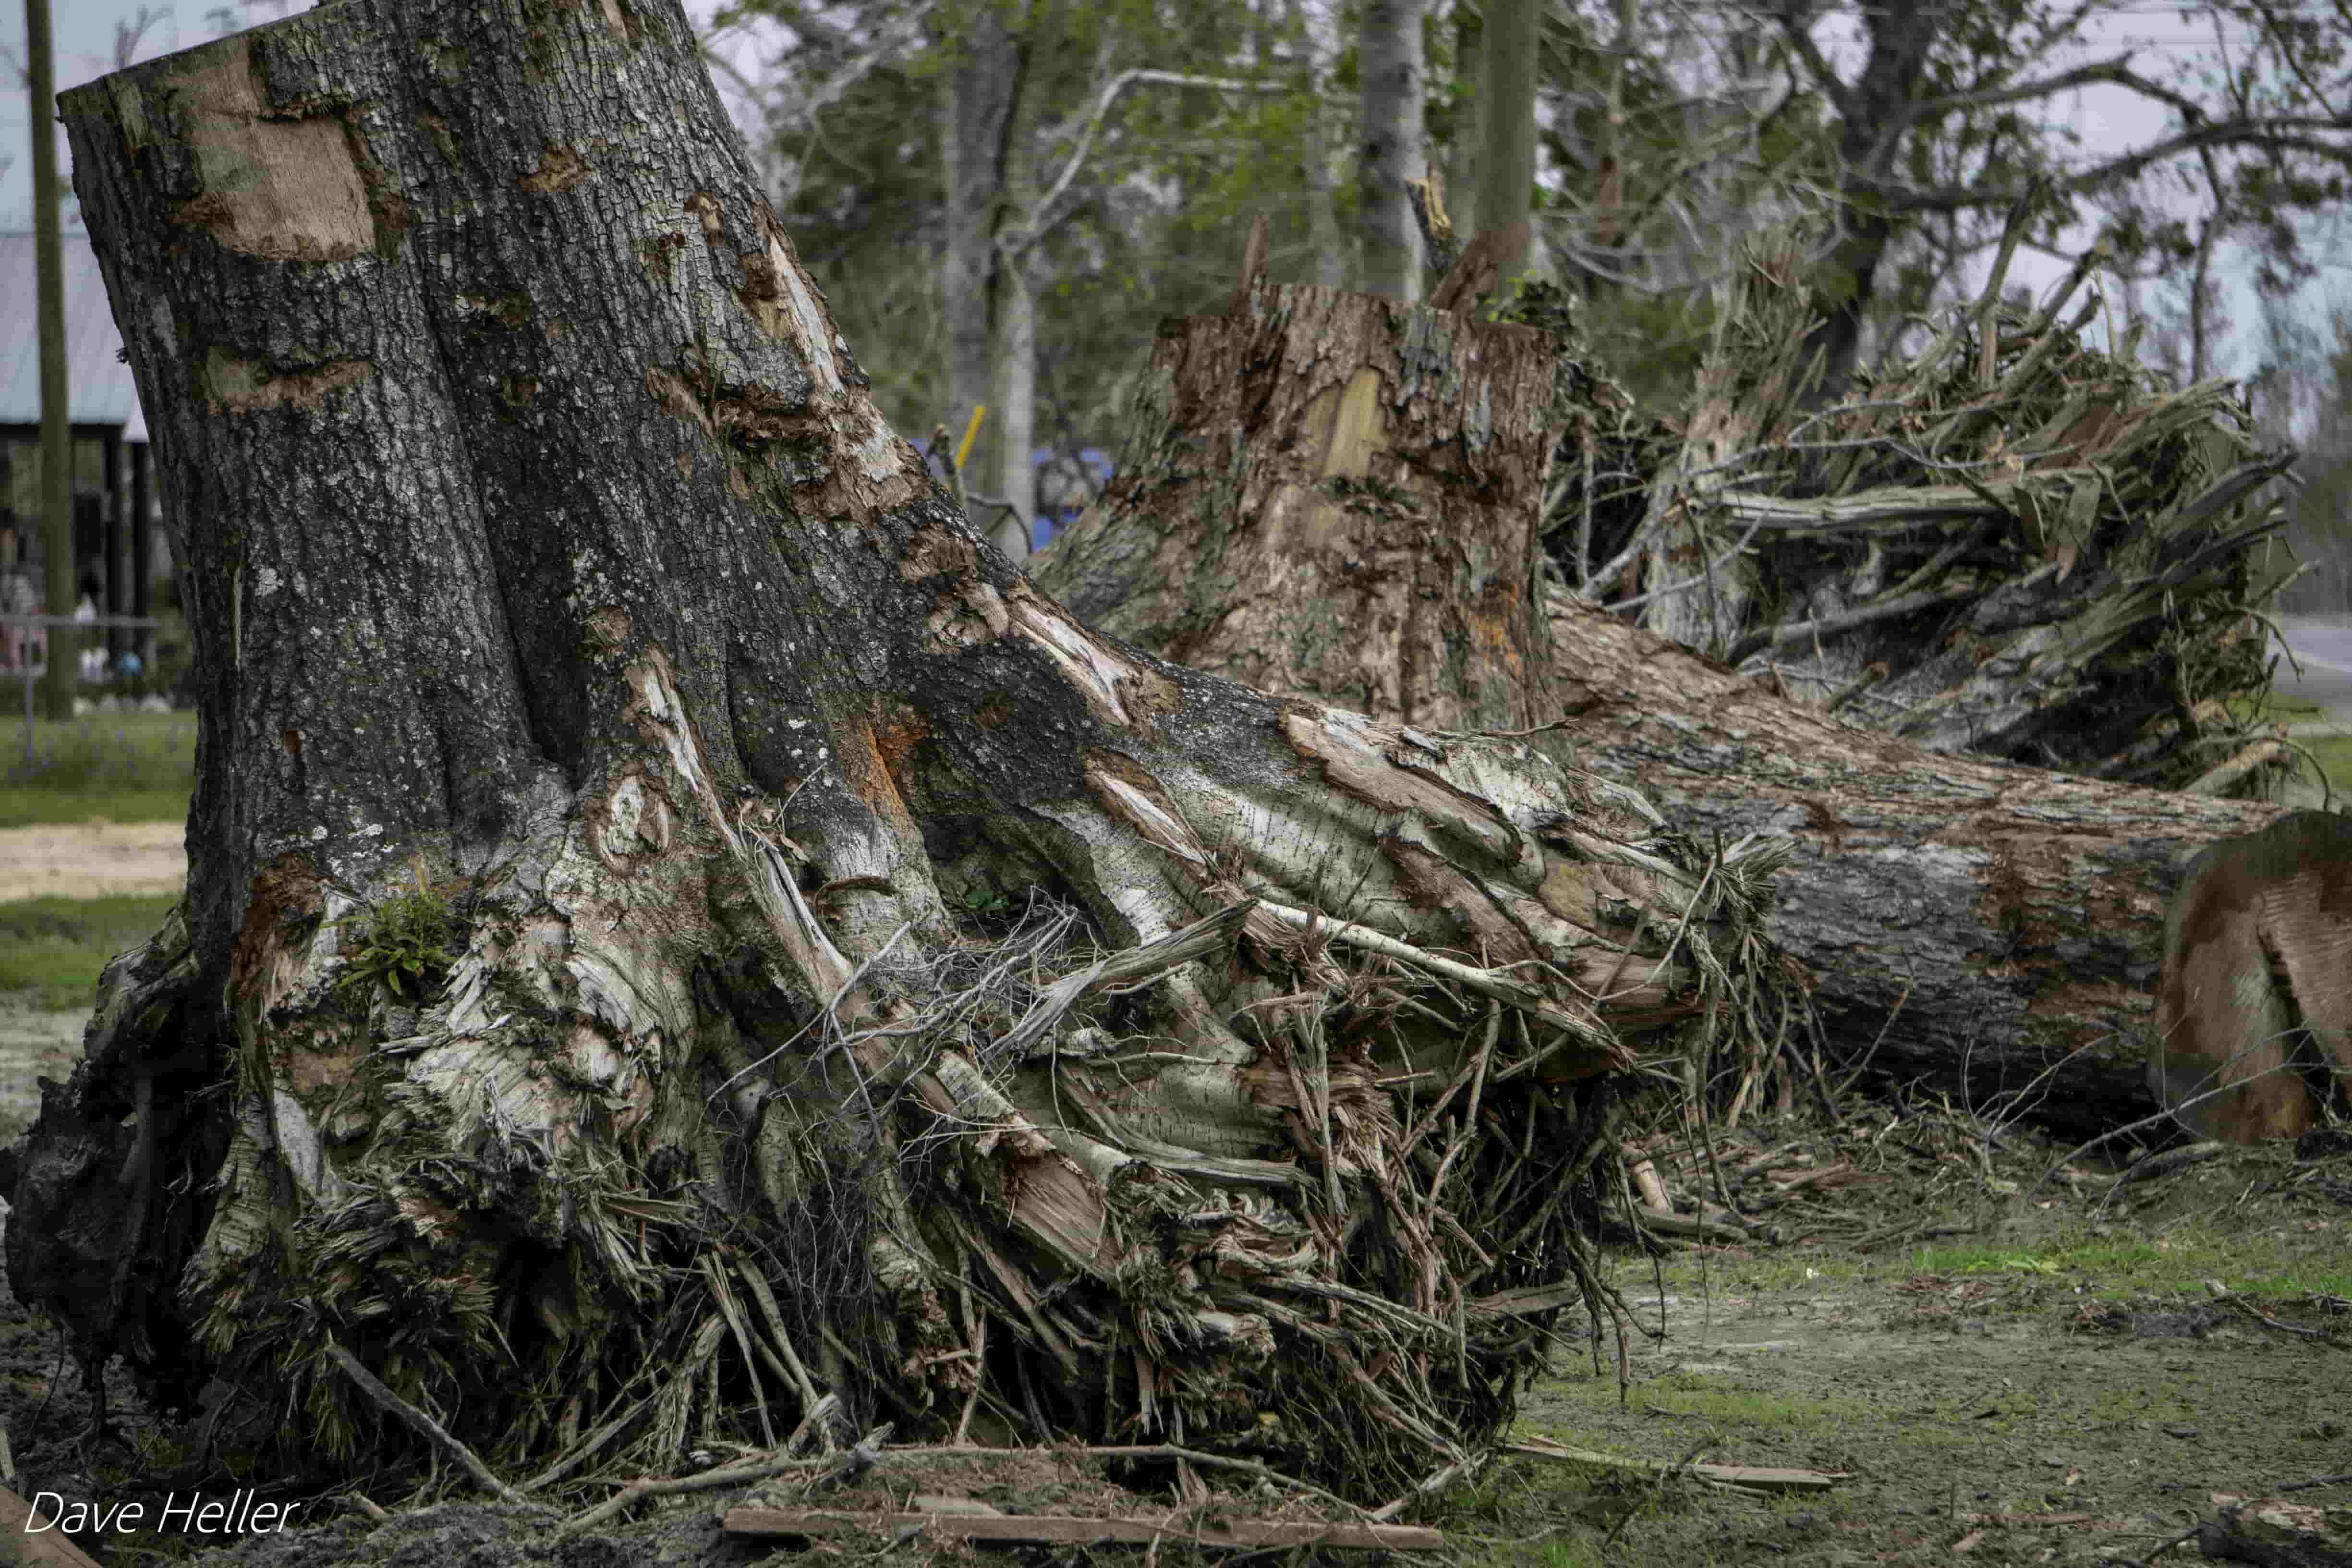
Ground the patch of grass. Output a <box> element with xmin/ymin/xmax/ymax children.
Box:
<box><xmin>0</xmin><ymin>894</ymin><xmax>179</xmax><ymax>1009</ymax></box>
<box><xmin>1541</xmin><ymin>1369</ymin><xmax>1877</xmax><ymax>1435</ymax></box>
<box><xmin>0</xmin><ymin>709</ymin><xmax>196</xmax><ymax>827</ymax></box>
<box><xmin>2246</xmin><ymin>688</ymin><xmax>2326</xmax><ymax>722</ymax></box>
<box><xmin>2236</xmin><ymin>687</ymin><xmax>2352</xmax><ymax>795</ymax></box>
<box><xmin>2083</xmin><ymin>1385</ymin><xmax>2195</xmax><ymax>1430</ymax></box>
<box><xmin>1906</xmin><ymin>1224</ymin><xmax>2352</xmax><ymax>1300</ymax></box>
<box><xmin>2293</xmin><ymin>732</ymin><xmax>2352</xmax><ymax>793</ymax></box>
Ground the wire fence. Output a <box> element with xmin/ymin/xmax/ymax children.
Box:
<box><xmin>2</xmin><ymin>612</ymin><xmax>166</xmax><ymax>770</ymax></box>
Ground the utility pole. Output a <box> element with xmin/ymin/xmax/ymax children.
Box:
<box><xmin>28</xmin><ymin>0</ymin><xmax>78</xmax><ymax>721</ymax></box>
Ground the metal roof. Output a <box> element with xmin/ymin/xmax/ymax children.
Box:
<box><xmin>0</xmin><ymin>231</ymin><xmax>148</xmax><ymax>441</ymax></box>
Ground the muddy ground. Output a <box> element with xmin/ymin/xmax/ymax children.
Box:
<box><xmin>0</xmin><ymin>931</ymin><xmax>2347</xmax><ymax>1565</ymax></box>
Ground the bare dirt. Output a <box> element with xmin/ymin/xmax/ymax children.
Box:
<box><xmin>1503</xmin><ymin>1209</ymin><xmax>2351</xmax><ymax>1564</ymax></box>
<box><xmin>0</xmin><ymin>822</ymin><xmax>186</xmax><ymax>903</ymax></box>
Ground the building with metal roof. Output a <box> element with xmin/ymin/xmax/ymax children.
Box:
<box><xmin>0</xmin><ymin>230</ymin><xmax>165</xmax><ymax>673</ymax></box>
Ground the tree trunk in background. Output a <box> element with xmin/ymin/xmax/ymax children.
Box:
<box><xmin>28</xmin><ymin>0</ymin><xmax>78</xmax><ymax>722</ymax></box>
<box><xmin>1799</xmin><ymin>0</ymin><xmax>1937</xmax><ymax>404</ymax></box>
<box><xmin>1473</xmin><ymin>0</ymin><xmax>1537</xmax><ymax>282</ymax></box>
<box><xmin>1293</xmin><ymin>0</ymin><xmax>1348</xmax><ymax>291</ymax></box>
<box><xmin>990</xmin><ymin>248</ymin><xmax>1039</xmax><ymax>557</ymax></box>
<box><xmin>11</xmin><ymin>0</ymin><xmax>1770</xmax><ymax>1495</ymax></box>
<box><xmin>1356</xmin><ymin>0</ymin><xmax>1426</xmax><ymax>300</ymax></box>
<box><xmin>1442</xmin><ymin>0</ymin><xmax>1483</xmax><ymax>242</ymax></box>
<box><xmin>983</xmin><ymin>29</ymin><xmax>1047</xmax><ymax>560</ymax></box>
<box><xmin>940</xmin><ymin>11</ymin><xmax>1021</xmax><ymax>507</ymax></box>
<box><xmin>1576</xmin><ymin>0</ymin><xmax>1636</xmax><ymax>300</ymax></box>
<box><xmin>1037</xmin><ymin>281</ymin><xmax>1554</xmax><ymax>733</ymax></box>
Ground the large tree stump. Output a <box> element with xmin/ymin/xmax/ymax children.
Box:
<box><xmin>5</xmin><ymin>0</ymin><xmax>1779</xmax><ymax>1498</ymax></box>
<box><xmin>1043</xmin><ymin>282</ymin><xmax>1557</xmax><ymax>732</ymax></box>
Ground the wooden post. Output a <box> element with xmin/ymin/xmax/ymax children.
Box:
<box><xmin>131</xmin><ymin>441</ymin><xmax>155</xmax><ymax>673</ymax></box>
<box><xmin>27</xmin><ymin>0</ymin><xmax>76</xmax><ymax>718</ymax></box>
<box><xmin>102</xmin><ymin>427</ymin><xmax>124</xmax><ymax>667</ymax></box>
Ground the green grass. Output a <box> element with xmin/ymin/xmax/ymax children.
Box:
<box><xmin>1906</xmin><ymin>1226</ymin><xmax>2352</xmax><ymax>1300</ymax></box>
<box><xmin>2238</xmin><ymin>687</ymin><xmax>2352</xmax><ymax>796</ymax></box>
<box><xmin>0</xmin><ymin>708</ymin><xmax>196</xmax><ymax>827</ymax></box>
<box><xmin>0</xmin><ymin>894</ymin><xmax>180</xmax><ymax>1009</ymax></box>
<box><xmin>1537</xmin><ymin>1368</ymin><xmax>1878</xmax><ymax>1435</ymax></box>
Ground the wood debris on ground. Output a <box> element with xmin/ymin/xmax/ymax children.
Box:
<box><xmin>1506</xmin><ymin>1434</ymin><xmax>1848</xmax><ymax>1495</ymax></box>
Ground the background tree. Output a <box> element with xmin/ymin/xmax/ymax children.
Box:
<box><xmin>2258</xmin><ymin>304</ymin><xmax>2352</xmax><ymax>615</ymax></box>
<box><xmin>1356</xmin><ymin>0</ymin><xmax>1427</xmax><ymax>298</ymax></box>
<box><xmin>691</xmin><ymin>0</ymin><xmax>2349</xmax><ymax>631</ymax></box>
<box><xmin>710</xmin><ymin>0</ymin><xmax>1304</xmax><ymax>552</ymax></box>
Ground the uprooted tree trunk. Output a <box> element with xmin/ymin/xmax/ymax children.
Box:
<box><xmin>1537</xmin><ymin>600</ymin><xmax>2289</xmax><ymax>1137</ymax></box>
<box><xmin>6</xmin><ymin>0</ymin><xmax>1787</xmax><ymax>1500</ymax></box>
<box><xmin>1037</xmin><ymin>280</ymin><xmax>2294</xmax><ymax>1141</ymax></box>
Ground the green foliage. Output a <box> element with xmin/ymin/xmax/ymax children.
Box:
<box><xmin>0</xmin><ymin>708</ymin><xmax>196</xmax><ymax>827</ymax></box>
<box><xmin>336</xmin><ymin>862</ymin><xmax>460</xmax><ymax>1003</ymax></box>
<box><xmin>0</xmin><ymin>893</ymin><xmax>179</xmax><ymax>1009</ymax></box>
<box><xmin>707</xmin><ymin>0</ymin><xmax>2349</xmax><ymax>474</ymax></box>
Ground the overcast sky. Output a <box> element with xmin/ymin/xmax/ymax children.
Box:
<box><xmin>6</xmin><ymin>0</ymin><xmax>2343</xmax><ymax>396</ymax></box>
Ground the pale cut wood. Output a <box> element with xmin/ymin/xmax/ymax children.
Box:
<box><xmin>0</xmin><ymin>1486</ymin><xmax>109</xmax><ymax>1568</ymax></box>
<box><xmin>723</xmin><ymin>1506</ymin><xmax>1448</xmax><ymax>1549</ymax></box>
<box><xmin>1508</xmin><ymin>1434</ymin><xmax>1849</xmax><ymax>1492</ymax></box>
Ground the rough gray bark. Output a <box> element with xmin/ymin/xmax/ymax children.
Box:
<box><xmin>11</xmin><ymin>0</ymin><xmax>1768</xmax><ymax>1495</ymax></box>
<box><xmin>1355</xmin><ymin>0</ymin><xmax>1427</xmax><ymax>300</ymax></box>
<box><xmin>1549</xmin><ymin>592</ymin><xmax>2283</xmax><ymax>1137</ymax></box>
